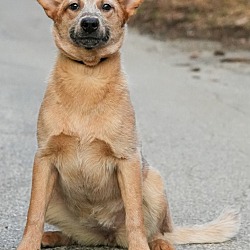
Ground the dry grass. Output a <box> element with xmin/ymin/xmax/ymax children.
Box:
<box><xmin>129</xmin><ymin>0</ymin><xmax>250</xmax><ymax>47</ymax></box>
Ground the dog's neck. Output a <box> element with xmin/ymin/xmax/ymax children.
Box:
<box><xmin>57</xmin><ymin>45</ymin><xmax>109</xmax><ymax>66</ymax></box>
<box><xmin>56</xmin><ymin>51</ymin><xmax>121</xmax><ymax>70</ymax></box>
<box><xmin>52</xmin><ymin>51</ymin><xmax>126</xmax><ymax>113</ymax></box>
<box><xmin>72</xmin><ymin>57</ymin><xmax>108</xmax><ymax>66</ymax></box>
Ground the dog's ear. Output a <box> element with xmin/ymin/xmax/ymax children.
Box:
<box><xmin>37</xmin><ymin>0</ymin><xmax>62</xmax><ymax>19</ymax></box>
<box><xmin>122</xmin><ymin>0</ymin><xmax>144</xmax><ymax>18</ymax></box>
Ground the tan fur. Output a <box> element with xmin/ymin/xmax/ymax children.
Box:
<box><xmin>18</xmin><ymin>1</ymin><xmax>240</xmax><ymax>249</ymax></box>
<box><xmin>165</xmin><ymin>209</ymin><xmax>241</xmax><ymax>244</ymax></box>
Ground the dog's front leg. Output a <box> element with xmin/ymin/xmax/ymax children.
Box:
<box><xmin>117</xmin><ymin>152</ymin><xmax>150</xmax><ymax>250</ymax></box>
<box><xmin>17</xmin><ymin>152</ymin><xmax>57</xmax><ymax>250</ymax></box>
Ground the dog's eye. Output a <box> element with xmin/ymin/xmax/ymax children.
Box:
<box><xmin>102</xmin><ymin>3</ymin><xmax>112</xmax><ymax>11</ymax></box>
<box><xmin>69</xmin><ymin>3</ymin><xmax>80</xmax><ymax>11</ymax></box>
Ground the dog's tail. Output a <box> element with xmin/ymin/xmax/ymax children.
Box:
<box><xmin>165</xmin><ymin>208</ymin><xmax>240</xmax><ymax>244</ymax></box>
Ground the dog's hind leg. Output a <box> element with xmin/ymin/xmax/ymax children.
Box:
<box><xmin>142</xmin><ymin>165</ymin><xmax>174</xmax><ymax>238</ymax></box>
<box><xmin>42</xmin><ymin>231</ymin><xmax>75</xmax><ymax>248</ymax></box>
<box><xmin>142</xmin><ymin>165</ymin><xmax>176</xmax><ymax>250</ymax></box>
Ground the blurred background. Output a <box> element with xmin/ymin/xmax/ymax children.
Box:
<box><xmin>130</xmin><ymin>0</ymin><xmax>250</xmax><ymax>48</ymax></box>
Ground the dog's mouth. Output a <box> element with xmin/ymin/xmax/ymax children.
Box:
<box><xmin>69</xmin><ymin>28</ymin><xmax>110</xmax><ymax>50</ymax></box>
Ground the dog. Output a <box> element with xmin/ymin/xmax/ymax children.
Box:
<box><xmin>17</xmin><ymin>0</ymin><xmax>240</xmax><ymax>249</ymax></box>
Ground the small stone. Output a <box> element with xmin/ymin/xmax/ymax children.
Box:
<box><xmin>214</xmin><ymin>50</ymin><xmax>225</xmax><ymax>56</ymax></box>
<box><xmin>190</xmin><ymin>51</ymin><xmax>200</xmax><ymax>59</ymax></box>
<box><xmin>191</xmin><ymin>67</ymin><xmax>201</xmax><ymax>72</ymax></box>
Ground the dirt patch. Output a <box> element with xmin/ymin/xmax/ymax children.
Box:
<box><xmin>129</xmin><ymin>0</ymin><xmax>250</xmax><ymax>49</ymax></box>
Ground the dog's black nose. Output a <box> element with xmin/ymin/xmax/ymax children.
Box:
<box><xmin>81</xmin><ymin>17</ymin><xmax>99</xmax><ymax>34</ymax></box>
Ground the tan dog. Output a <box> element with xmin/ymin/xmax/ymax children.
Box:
<box><xmin>18</xmin><ymin>0</ymin><xmax>240</xmax><ymax>249</ymax></box>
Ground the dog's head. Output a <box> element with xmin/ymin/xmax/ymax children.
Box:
<box><xmin>38</xmin><ymin>0</ymin><xmax>143</xmax><ymax>65</ymax></box>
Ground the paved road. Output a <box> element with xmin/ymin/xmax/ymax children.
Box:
<box><xmin>1</xmin><ymin>1</ymin><xmax>250</xmax><ymax>250</ymax></box>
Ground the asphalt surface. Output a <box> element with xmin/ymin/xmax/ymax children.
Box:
<box><xmin>0</xmin><ymin>1</ymin><xmax>250</xmax><ymax>250</ymax></box>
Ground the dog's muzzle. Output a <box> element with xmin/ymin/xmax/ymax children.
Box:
<box><xmin>69</xmin><ymin>17</ymin><xmax>110</xmax><ymax>50</ymax></box>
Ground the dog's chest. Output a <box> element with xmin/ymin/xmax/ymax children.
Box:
<box><xmin>52</xmin><ymin>132</ymin><xmax>121</xmax><ymax>205</ymax></box>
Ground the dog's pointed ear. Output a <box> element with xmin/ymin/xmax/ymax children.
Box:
<box><xmin>122</xmin><ymin>0</ymin><xmax>144</xmax><ymax>18</ymax></box>
<box><xmin>37</xmin><ymin>0</ymin><xmax>62</xmax><ymax>19</ymax></box>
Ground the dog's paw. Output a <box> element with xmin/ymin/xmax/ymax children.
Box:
<box><xmin>42</xmin><ymin>231</ymin><xmax>73</xmax><ymax>248</ymax></box>
<box><xmin>149</xmin><ymin>239</ymin><xmax>175</xmax><ymax>250</ymax></box>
